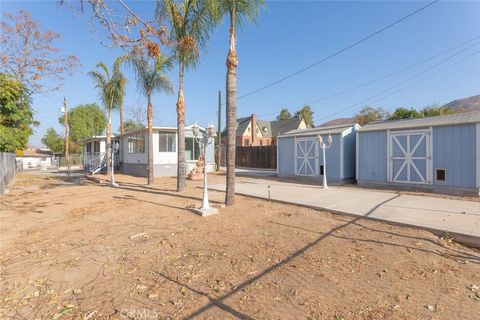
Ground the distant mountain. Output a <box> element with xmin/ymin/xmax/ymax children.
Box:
<box><xmin>443</xmin><ymin>94</ymin><xmax>480</xmax><ymax>112</ymax></box>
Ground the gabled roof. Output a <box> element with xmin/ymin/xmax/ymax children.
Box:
<box><xmin>319</xmin><ymin>117</ymin><xmax>357</xmax><ymax>127</ymax></box>
<box><xmin>358</xmin><ymin>111</ymin><xmax>480</xmax><ymax>132</ymax></box>
<box><xmin>20</xmin><ymin>148</ymin><xmax>53</xmax><ymax>157</ymax></box>
<box><xmin>221</xmin><ymin>116</ymin><xmax>305</xmax><ymax>137</ymax></box>
<box><xmin>279</xmin><ymin>123</ymin><xmax>359</xmax><ymax>138</ymax></box>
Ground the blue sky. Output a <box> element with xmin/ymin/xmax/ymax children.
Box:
<box><xmin>2</xmin><ymin>0</ymin><xmax>480</xmax><ymax>147</ymax></box>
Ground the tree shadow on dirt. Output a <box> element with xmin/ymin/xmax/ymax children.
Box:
<box><xmin>183</xmin><ymin>194</ymin><xmax>401</xmax><ymax>318</ymax></box>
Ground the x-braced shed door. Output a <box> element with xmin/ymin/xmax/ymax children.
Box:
<box><xmin>295</xmin><ymin>138</ymin><xmax>318</xmax><ymax>176</ymax></box>
<box><xmin>389</xmin><ymin>130</ymin><xmax>432</xmax><ymax>184</ymax></box>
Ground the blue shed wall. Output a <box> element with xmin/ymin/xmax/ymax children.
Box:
<box><xmin>357</xmin><ymin>131</ymin><xmax>388</xmax><ymax>182</ymax></box>
<box><xmin>320</xmin><ymin>134</ymin><xmax>341</xmax><ymax>180</ymax></box>
<box><xmin>432</xmin><ymin>124</ymin><xmax>476</xmax><ymax>188</ymax></box>
<box><xmin>342</xmin><ymin>128</ymin><xmax>357</xmax><ymax>179</ymax></box>
<box><xmin>278</xmin><ymin>134</ymin><xmax>343</xmax><ymax>180</ymax></box>
<box><xmin>277</xmin><ymin>137</ymin><xmax>295</xmax><ymax>176</ymax></box>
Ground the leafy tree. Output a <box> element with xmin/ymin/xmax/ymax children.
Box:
<box><xmin>389</xmin><ymin>107</ymin><xmax>422</xmax><ymax>120</ymax></box>
<box><xmin>421</xmin><ymin>104</ymin><xmax>456</xmax><ymax>117</ymax></box>
<box><xmin>355</xmin><ymin>106</ymin><xmax>388</xmax><ymax>126</ymax></box>
<box><xmin>295</xmin><ymin>105</ymin><xmax>314</xmax><ymax>127</ymax></box>
<box><xmin>277</xmin><ymin>108</ymin><xmax>291</xmax><ymax>120</ymax></box>
<box><xmin>0</xmin><ymin>73</ymin><xmax>37</xmax><ymax>152</ymax></box>
<box><xmin>88</xmin><ymin>58</ymin><xmax>126</xmax><ymax>182</ymax></box>
<box><xmin>211</xmin><ymin>0</ymin><xmax>265</xmax><ymax>206</ymax></box>
<box><xmin>158</xmin><ymin>0</ymin><xmax>215</xmax><ymax>192</ymax></box>
<box><xmin>58</xmin><ymin>103</ymin><xmax>107</xmax><ymax>143</ymax></box>
<box><xmin>41</xmin><ymin>128</ymin><xmax>64</xmax><ymax>154</ymax></box>
<box><xmin>122</xmin><ymin>52</ymin><xmax>173</xmax><ymax>185</ymax></box>
<box><xmin>123</xmin><ymin>119</ymin><xmax>144</xmax><ymax>133</ymax></box>
<box><xmin>0</xmin><ymin>10</ymin><xmax>80</xmax><ymax>95</ymax></box>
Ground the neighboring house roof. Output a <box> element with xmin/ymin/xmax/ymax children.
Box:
<box><xmin>19</xmin><ymin>148</ymin><xmax>53</xmax><ymax>158</ymax></box>
<box><xmin>279</xmin><ymin>123</ymin><xmax>359</xmax><ymax>138</ymax></box>
<box><xmin>221</xmin><ymin>116</ymin><xmax>304</xmax><ymax>137</ymax></box>
<box><xmin>358</xmin><ymin>111</ymin><xmax>480</xmax><ymax>132</ymax></box>
<box><xmin>319</xmin><ymin>117</ymin><xmax>357</xmax><ymax>127</ymax></box>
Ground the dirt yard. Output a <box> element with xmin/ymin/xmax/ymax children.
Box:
<box><xmin>1</xmin><ymin>171</ymin><xmax>479</xmax><ymax>320</ymax></box>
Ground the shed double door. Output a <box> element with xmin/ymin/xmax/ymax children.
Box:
<box><xmin>388</xmin><ymin>130</ymin><xmax>432</xmax><ymax>184</ymax></box>
<box><xmin>295</xmin><ymin>138</ymin><xmax>319</xmax><ymax>176</ymax></box>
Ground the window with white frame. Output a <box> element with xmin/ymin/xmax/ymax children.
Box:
<box><xmin>128</xmin><ymin>133</ymin><xmax>145</xmax><ymax>154</ymax></box>
<box><xmin>185</xmin><ymin>137</ymin><xmax>201</xmax><ymax>161</ymax></box>
<box><xmin>159</xmin><ymin>132</ymin><xmax>176</xmax><ymax>152</ymax></box>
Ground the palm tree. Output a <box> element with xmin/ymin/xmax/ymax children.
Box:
<box><xmin>212</xmin><ymin>0</ymin><xmax>264</xmax><ymax>205</ymax></box>
<box><xmin>122</xmin><ymin>52</ymin><xmax>173</xmax><ymax>185</ymax></box>
<box><xmin>88</xmin><ymin>58</ymin><xmax>127</xmax><ymax>183</ymax></box>
<box><xmin>157</xmin><ymin>0</ymin><xmax>215</xmax><ymax>192</ymax></box>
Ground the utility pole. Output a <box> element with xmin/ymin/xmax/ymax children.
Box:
<box><xmin>216</xmin><ymin>90</ymin><xmax>222</xmax><ymax>171</ymax></box>
<box><xmin>63</xmin><ymin>97</ymin><xmax>70</xmax><ymax>177</ymax></box>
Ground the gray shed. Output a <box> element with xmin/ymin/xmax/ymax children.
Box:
<box><xmin>277</xmin><ymin>124</ymin><xmax>360</xmax><ymax>183</ymax></box>
<box><xmin>356</xmin><ymin>112</ymin><xmax>480</xmax><ymax>195</ymax></box>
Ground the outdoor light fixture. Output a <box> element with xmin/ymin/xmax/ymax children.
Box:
<box><xmin>317</xmin><ymin>134</ymin><xmax>333</xmax><ymax>189</ymax></box>
<box><xmin>110</xmin><ymin>141</ymin><xmax>120</xmax><ymax>187</ymax></box>
<box><xmin>192</xmin><ymin>122</ymin><xmax>218</xmax><ymax>217</ymax></box>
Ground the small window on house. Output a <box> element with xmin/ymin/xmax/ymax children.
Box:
<box><xmin>259</xmin><ymin>140</ymin><xmax>263</xmax><ymax>146</ymax></box>
<box><xmin>320</xmin><ymin>165</ymin><xmax>324</xmax><ymax>175</ymax></box>
<box><xmin>436</xmin><ymin>169</ymin><xmax>446</xmax><ymax>182</ymax></box>
<box><xmin>159</xmin><ymin>132</ymin><xmax>176</xmax><ymax>152</ymax></box>
<box><xmin>244</xmin><ymin>139</ymin><xmax>249</xmax><ymax>146</ymax></box>
<box><xmin>128</xmin><ymin>133</ymin><xmax>145</xmax><ymax>154</ymax></box>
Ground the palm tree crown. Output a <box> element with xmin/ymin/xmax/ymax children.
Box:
<box><xmin>157</xmin><ymin>0</ymin><xmax>214</xmax><ymax>67</ymax></box>
<box><xmin>88</xmin><ymin>59</ymin><xmax>127</xmax><ymax>113</ymax></box>
<box><xmin>125</xmin><ymin>53</ymin><xmax>174</xmax><ymax>98</ymax></box>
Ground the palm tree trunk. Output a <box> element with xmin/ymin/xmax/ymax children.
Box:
<box><xmin>106</xmin><ymin>108</ymin><xmax>112</xmax><ymax>179</ymax></box>
<box><xmin>119</xmin><ymin>104</ymin><xmax>124</xmax><ymax>135</ymax></box>
<box><xmin>225</xmin><ymin>4</ymin><xmax>238</xmax><ymax>206</ymax></box>
<box><xmin>147</xmin><ymin>95</ymin><xmax>154</xmax><ymax>185</ymax></box>
<box><xmin>176</xmin><ymin>61</ymin><xmax>186</xmax><ymax>192</ymax></box>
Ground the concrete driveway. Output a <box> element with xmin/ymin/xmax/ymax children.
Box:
<box><xmin>209</xmin><ymin>179</ymin><xmax>480</xmax><ymax>247</ymax></box>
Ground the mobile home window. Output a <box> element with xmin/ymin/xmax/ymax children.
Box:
<box><xmin>159</xmin><ymin>132</ymin><xmax>176</xmax><ymax>152</ymax></box>
<box><xmin>185</xmin><ymin>137</ymin><xmax>201</xmax><ymax>161</ymax></box>
<box><xmin>86</xmin><ymin>143</ymin><xmax>92</xmax><ymax>153</ymax></box>
<box><xmin>94</xmin><ymin>141</ymin><xmax>100</xmax><ymax>153</ymax></box>
<box><xmin>128</xmin><ymin>133</ymin><xmax>145</xmax><ymax>154</ymax></box>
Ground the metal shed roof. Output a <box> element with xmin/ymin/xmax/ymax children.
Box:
<box><xmin>358</xmin><ymin>112</ymin><xmax>480</xmax><ymax>132</ymax></box>
<box><xmin>279</xmin><ymin>123</ymin><xmax>358</xmax><ymax>138</ymax></box>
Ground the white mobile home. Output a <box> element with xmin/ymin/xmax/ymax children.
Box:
<box><xmin>83</xmin><ymin>125</ymin><xmax>215</xmax><ymax>177</ymax></box>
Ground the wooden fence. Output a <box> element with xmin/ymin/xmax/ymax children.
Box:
<box><xmin>234</xmin><ymin>146</ymin><xmax>277</xmax><ymax>169</ymax></box>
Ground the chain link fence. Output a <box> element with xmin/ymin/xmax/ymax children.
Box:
<box><xmin>1</xmin><ymin>152</ymin><xmax>16</xmax><ymax>194</ymax></box>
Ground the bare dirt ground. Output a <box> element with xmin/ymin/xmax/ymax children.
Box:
<box><xmin>1</xmin><ymin>171</ymin><xmax>479</xmax><ymax>320</ymax></box>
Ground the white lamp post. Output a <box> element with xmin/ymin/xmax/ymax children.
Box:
<box><xmin>317</xmin><ymin>134</ymin><xmax>333</xmax><ymax>189</ymax></box>
<box><xmin>192</xmin><ymin>122</ymin><xmax>218</xmax><ymax>217</ymax></box>
<box><xmin>110</xmin><ymin>141</ymin><xmax>120</xmax><ymax>187</ymax></box>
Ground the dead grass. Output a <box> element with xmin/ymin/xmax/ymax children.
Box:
<box><xmin>0</xmin><ymin>172</ymin><xmax>479</xmax><ymax>319</ymax></box>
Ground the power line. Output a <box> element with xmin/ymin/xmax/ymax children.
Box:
<box><xmin>313</xmin><ymin>49</ymin><xmax>480</xmax><ymax>126</ymax></box>
<box><xmin>236</xmin><ymin>0</ymin><xmax>439</xmax><ymax>101</ymax></box>
<box><xmin>247</xmin><ymin>35</ymin><xmax>480</xmax><ymax>120</ymax></box>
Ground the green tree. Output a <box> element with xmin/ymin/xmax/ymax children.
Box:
<box><xmin>88</xmin><ymin>58</ymin><xmax>127</xmax><ymax>182</ymax></box>
<box><xmin>277</xmin><ymin>108</ymin><xmax>291</xmax><ymax>120</ymax></box>
<box><xmin>0</xmin><ymin>73</ymin><xmax>37</xmax><ymax>152</ymax></box>
<box><xmin>59</xmin><ymin>103</ymin><xmax>107</xmax><ymax>143</ymax></box>
<box><xmin>122</xmin><ymin>52</ymin><xmax>173</xmax><ymax>185</ymax></box>
<box><xmin>41</xmin><ymin>128</ymin><xmax>64</xmax><ymax>154</ymax></box>
<box><xmin>211</xmin><ymin>0</ymin><xmax>265</xmax><ymax>206</ymax></box>
<box><xmin>421</xmin><ymin>104</ymin><xmax>456</xmax><ymax>117</ymax></box>
<box><xmin>389</xmin><ymin>107</ymin><xmax>422</xmax><ymax>120</ymax></box>
<box><xmin>295</xmin><ymin>105</ymin><xmax>314</xmax><ymax>127</ymax></box>
<box><xmin>158</xmin><ymin>0</ymin><xmax>215</xmax><ymax>192</ymax></box>
<box><xmin>123</xmin><ymin>119</ymin><xmax>144</xmax><ymax>133</ymax></box>
<box><xmin>355</xmin><ymin>106</ymin><xmax>388</xmax><ymax>126</ymax></box>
